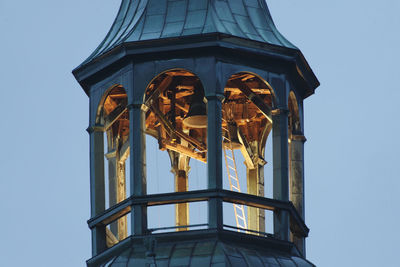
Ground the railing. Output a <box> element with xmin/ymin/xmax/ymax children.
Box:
<box><xmin>88</xmin><ymin>189</ymin><xmax>309</xmax><ymax>242</ymax></box>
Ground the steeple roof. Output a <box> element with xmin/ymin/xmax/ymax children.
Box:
<box><xmin>82</xmin><ymin>0</ymin><xmax>297</xmax><ymax>66</ymax></box>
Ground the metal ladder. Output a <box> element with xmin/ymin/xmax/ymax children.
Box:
<box><xmin>222</xmin><ymin>122</ymin><xmax>248</xmax><ymax>232</ymax></box>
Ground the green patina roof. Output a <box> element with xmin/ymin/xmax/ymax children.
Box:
<box><xmin>100</xmin><ymin>239</ymin><xmax>314</xmax><ymax>267</ymax></box>
<box><xmin>83</xmin><ymin>0</ymin><xmax>297</xmax><ymax>66</ymax></box>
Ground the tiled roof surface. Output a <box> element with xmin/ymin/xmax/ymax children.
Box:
<box><xmin>83</xmin><ymin>0</ymin><xmax>297</xmax><ymax>65</ymax></box>
<box><xmin>101</xmin><ymin>239</ymin><xmax>314</xmax><ymax>267</ymax></box>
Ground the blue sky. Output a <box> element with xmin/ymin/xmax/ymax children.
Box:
<box><xmin>0</xmin><ymin>1</ymin><xmax>399</xmax><ymax>266</ymax></box>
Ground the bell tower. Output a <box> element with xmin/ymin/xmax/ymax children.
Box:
<box><xmin>73</xmin><ymin>0</ymin><xmax>319</xmax><ymax>266</ymax></box>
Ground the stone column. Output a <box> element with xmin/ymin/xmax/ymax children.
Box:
<box><xmin>129</xmin><ymin>104</ymin><xmax>147</xmax><ymax>235</ymax></box>
<box><xmin>88</xmin><ymin>125</ymin><xmax>106</xmax><ymax>255</ymax></box>
<box><xmin>272</xmin><ymin>109</ymin><xmax>290</xmax><ymax>241</ymax></box>
<box><xmin>291</xmin><ymin>134</ymin><xmax>306</xmax><ymax>255</ymax></box>
<box><xmin>116</xmin><ymin>158</ymin><xmax>127</xmax><ymax>239</ymax></box>
<box><xmin>169</xmin><ymin>151</ymin><xmax>190</xmax><ymax>231</ymax></box>
<box><xmin>246</xmin><ymin>141</ymin><xmax>266</xmax><ymax>233</ymax></box>
<box><xmin>105</xmin><ymin>134</ymin><xmax>128</xmax><ymax>241</ymax></box>
<box><xmin>105</xmin><ymin>132</ymin><xmax>118</xmax><ymax>237</ymax></box>
<box><xmin>206</xmin><ymin>95</ymin><xmax>224</xmax><ymax>230</ymax></box>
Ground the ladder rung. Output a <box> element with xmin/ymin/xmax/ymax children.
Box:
<box><xmin>230</xmin><ymin>179</ymin><xmax>239</xmax><ymax>184</ymax></box>
<box><xmin>236</xmin><ymin>215</ymin><xmax>245</xmax><ymax>221</ymax></box>
<box><xmin>226</xmin><ymin>155</ymin><xmax>233</xmax><ymax>160</ymax></box>
<box><xmin>235</xmin><ymin>207</ymin><xmax>245</xmax><ymax>212</ymax></box>
<box><xmin>228</xmin><ymin>166</ymin><xmax>235</xmax><ymax>170</ymax></box>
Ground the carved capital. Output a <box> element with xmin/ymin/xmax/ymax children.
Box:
<box><xmin>291</xmin><ymin>134</ymin><xmax>307</xmax><ymax>142</ymax></box>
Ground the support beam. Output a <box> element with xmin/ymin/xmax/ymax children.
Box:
<box><xmin>116</xmin><ymin>159</ymin><xmax>127</xmax><ymax>240</ymax></box>
<box><xmin>238</xmin><ymin>127</ymin><xmax>256</xmax><ymax>169</ymax></box>
<box><xmin>246</xmin><ymin>141</ymin><xmax>266</xmax><ymax>234</ymax></box>
<box><xmin>207</xmin><ymin>95</ymin><xmax>223</xmax><ymax>230</ymax></box>
<box><xmin>163</xmin><ymin>140</ymin><xmax>206</xmax><ymax>163</ymax></box>
<box><xmin>105</xmin><ymin>134</ymin><xmax>128</xmax><ymax>241</ymax></box>
<box><xmin>129</xmin><ymin>104</ymin><xmax>147</xmax><ymax>235</ymax></box>
<box><xmin>104</xmin><ymin>102</ymin><xmax>127</xmax><ymax>131</ymax></box>
<box><xmin>175</xmin><ymin>170</ymin><xmax>189</xmax><ymax>231</ymax></box>
<box><xmin>88</xmin><ymin>126</ymin><xmax>106</xmax><ymax>255</ymax></box>
<box><xmin>290</xmin><ymin>134</ymin><xmax>306</xmax><ymax>255</ymax></box>
<box><xmin>119</xmin><ymin>138</ymin><xmax>130</xmax><ymax>162</ymax></box>
<box><xmin>272</xmin><ymin>109</ymin><xmax>290</xmax><ymax>241</ymax></box>
<box><xmin>232</xmin><ymin>80</ymin><xmax>273</xmax><ymax>123</ymax></box>
<box><xmin>144</xmin><ymin>75</ymin><xmax>173</xmax><ymax>107</ymax></box>
<box><xmin>149</xmin><ymin>104</ymin><xmax>206</xmax><ymax>151</ymax></box>
<box><xmin>169</xmin><ymin>150</ymin><xmax>190</xmax><ymax>231</ymax></box>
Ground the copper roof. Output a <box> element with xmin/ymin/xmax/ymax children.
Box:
<box><xmin>83</xmin><ymin>0</ymin><xmax>297</xmax><ymax>66</ymax></box>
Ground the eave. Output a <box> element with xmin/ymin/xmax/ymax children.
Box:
<box><xmin>73</xmin><ymin>33</ymin><xmax>319</xmax><ymax>98</ymax></box>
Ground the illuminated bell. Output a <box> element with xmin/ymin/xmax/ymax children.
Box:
<box><xmin>223</xmin><ymin>122</ymin><xmax>242</xmax><ymax>149</ymax></box>
<box><xmin>183</xmin><ymin>91</ymin><xmax>207</xmax><ymax>128</ymax></box>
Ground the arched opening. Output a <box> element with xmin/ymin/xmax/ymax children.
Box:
<box><xmin>143</xmin><ymin>69</ymin><xmax>208</xmax><ymax>232</ymax></box>
<box><xmin>221</xmin><ymin>72</ymin><xmax>275</xmax><ymax>233</ymax></box>
<box><xmin>97</xmin><ymin>85</ymin><xmax>130</xmax><ymax>246</ymax></box>
<box><xmin>288</xmin><ymin>91</ymin><xmax>300</xmax><ymax>135</ymax></box>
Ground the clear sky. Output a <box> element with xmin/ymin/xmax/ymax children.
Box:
<box><xmin>0</xmin><ymin>0</ymin><xmax>399</xmax><ymax>266</ymax></box>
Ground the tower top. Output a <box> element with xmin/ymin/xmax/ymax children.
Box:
<box><xmin>73</xmin><ymin>0</ymin><xmax>319</xmax><ymax>97</ymax></box>
<box><xmin>79</xmin><ymin>0</ymin><xmax>297</xmax><ymax>66</ymax></box>
<box><xmin>74</xmin><ymin>2</ymin><xmax>319</xmax><ymax>264</ymax></box>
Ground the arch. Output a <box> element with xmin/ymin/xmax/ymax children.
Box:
<box><xmin>142</xmin><ymin>69</ymin><xmax>209</xmax><ymax>231</ymax></box>
<box><xmin>143</xmin><ymin>68</ymin><xmax>207</xmax><ymax>159</ymax></box>
<box><xmin>219</xmin><ymin>68</ymin><xmax>278</xmax><ymax>109</ymax></box>
<box><xmin>288</xmin><ymin>91</ymin><xmax>301</xmax><ymax>134</ymax></box>
<box><xmin>222</xmin><ymin>71</ymin><xmax>275</xmax><ymax>156</ymax></box>
<box><xmin>132</xmin><ymin>60</ymin><xmax>212</xmax><ymax>105</ymax></box>
<box><xmin>95</xmin><ymin>84</ymin><xmax>127</xmax><ymax>125</ymax></box>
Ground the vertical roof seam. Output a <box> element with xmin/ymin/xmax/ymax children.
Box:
<box><xmin>111</xmin><ymin>0</ymin><xmax>140</xmax><ymax>47</ymax></box>
<box><xmin>200</xmin><ymin>0</ymin><xmax>211</xmax><ymax>34</ymax></box>
<box><xmin>89</xmin><ymin>0</ymin><xmax>129</xmax><ymax>60</ymax></box>
<box><xmin>237</xmin><ymin>0</ymin><xmax>262</xmax><ymax>39</ymax></box>
<box><xmin>103</xmin><ymin>0</ymin><xmax>135</xmax><ymax>51</ymax></box>
<box><xmin>209</xmin><ymin>1</ymin><xmax>230</xmax><ymax>35</ymax></box>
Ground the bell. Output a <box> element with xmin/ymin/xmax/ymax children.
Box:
<box><xmin>183</xmin><ymin>90</ymin><xmax>207</xmax><ymax>128</ymax></box>
<box><xmin>223</xmin><ymin>122</ymin><xmax>242</xmax><ymax>149</ymax></box>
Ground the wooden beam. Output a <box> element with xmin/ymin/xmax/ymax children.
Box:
<box><xmin>145</xmin><ymin>75</ymin><xmax>173</xmax><ymax>107</ymax></box>
<box><xmin>225</xmin><ymin>87</ymin><xmax>271</xmax><ymax>94</ymax></box>
<box><xmin>106</xmin><ymin>228</ymin><xmax>119</xmax><ymax>247</ymax></box>
<box><xmin>163</xmin><ymin>140</ymin><xmax>206</xmax><ymax>163</ymax></box>
<box><xmin>232</xmin><ymin>80</ymin><xmax>273</xmax><ymax>123</ymax></box>
<box><xmin>176</xmin><ymin>103</ymin><xmax>189</xmax><ymax>113</ymax></box>
<box><xmin>150</xmin><ymin>105</ymin><xmax>207</xmax><ymax>152</ymax></box>
<box><xmin>104</xmin><ymin>102</ymin><xmax>127</xmax><ymax>131</ymax></box>
<box><xmin>119</xmin><ymin>139</ymin><xmax>130</xmax><ymax>162</ymax></box>
<box><xmin>237</xmin><ymin>127</ymin><xmax>256</xmax><ymax>169</ymax></box>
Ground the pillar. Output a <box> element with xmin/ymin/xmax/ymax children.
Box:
<box><xmin>207</xmin><ymin>94</ymin><xmax>223</xmax><ymax>230</ymax></box>
<box><xmin>88</xmin><ymin>125</ymin><xmax>106</xmax><ymax>255</ymax></box>
<box><xmin>129</xmin><ymin>104</ymin><xmax>147</xmax><ymax>235</ymax></box>
<box><xmin>246</xmin><ymin>141</ymin><xmax>266</xmax><ymax>233</ymax></box>
<box><xmin>169</xmin><ymin>151</ymin><xmax>190</xmax><ymax>231</ymax></box>
<box><xmin>272</xmin><ymin>109</ymin><xmax>290</xmax><ymax>241</ymax></box>
<box><xmin>105</xmin><ymin>134</ymin><xmax>128</xmax><ymax>240</ymax></box>
<box><xmin>291</xmin><ymin>134</ymin><xmax>306</xmax><ymax>255</ymax></box>
<box><xmin>105</xmin><ymin>133</ymin><xmax>118</xmax><ymax>237</ymax></box>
